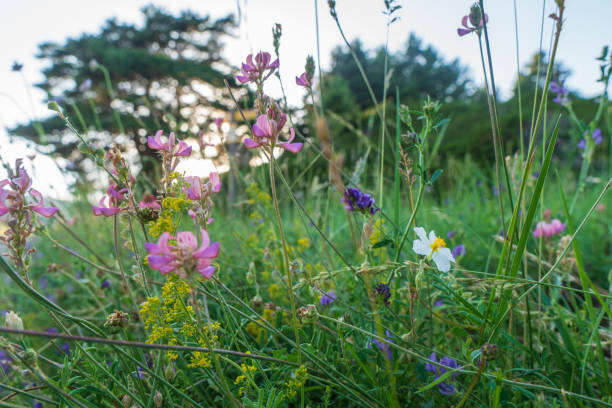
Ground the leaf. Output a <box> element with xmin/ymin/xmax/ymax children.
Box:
<box><xmin>372</xmin><ymin>238</ymin><xmax>393</xmax><ymax>249</ymax></box>
<box><xmin>429</xmin><ymin>169</ymin><xmax>443</xmax><ymax>184</ymax></box>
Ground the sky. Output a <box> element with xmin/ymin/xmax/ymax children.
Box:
<box><xmin>0</xmin><ymin>0</ymin><xmax>611</xmax><ymax>198</ymax></box>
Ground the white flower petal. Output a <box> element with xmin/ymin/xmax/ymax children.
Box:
<box><xmin>428</xmin><ymin>230</ymin><xmax>437</xmax><ymax>243</ymax></box>
<box><xmin>413</xmin><ymin>240</ymin><xmax>431</xmax><ymax>256</ymax></box>
<box><xmin>437</xmin><ymin>247</ymin><xmax>455</xmax><ymax>263</ymax></box>
<box><xmin>432</xmin><ymin>252</ymin><xmax>451</xmax><ymax>272</ymax></box>
<box><xmin>414</xmin><ymin>227</ymin><xmax>428</xmax><ymax>242</ymax></box>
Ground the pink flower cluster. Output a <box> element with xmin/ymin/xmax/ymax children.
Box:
<box><xmin>138</xmin><ymin>193</ymin><xmax>161</xmax><ymax>210</ymax></box>
<box><xmin>296</xmin><ymin>72</ymin><xmax>313</xmax><ymax>87</ymax></box>
<box><xmin>145</xmin><ymin>229</ymin><xmax>220</xmax><ymax>279</ymax></box>
<box><xmin>148</xmin><ymin>130</ymin><xmax>192</xmax><ymax>157</ymax></box>
<box><xmin>236</xmin><ymin>52</ymin><xmax>279</xmax><ymax>85</ymax></box>
<box><xmin>457</xmin><ymin>11</ymin><xmax>488</xmax><ymax>36</ymax></box>
<box><xmin>93</xmin><ymin>176</ymin><xmax>133</xmax><ymax>217</ymax></box>
<box><xmin>533</xmin><ymin>219</ymin><xmax>566</xmax><ymax>238</ymax></box>
<box><xmin>244</xmin><ymin>109</ymin><xmax>303</xmax><ymax>154</ymax></box>
<box><xmin>185</xmin><ymin>172</ymin><xmax>222</xmax><ymax>200</ymax></box>
<box><xmin>0</xmin><ymin>169</ymin><xmax>57</xmax><ymax>218</ymax></box>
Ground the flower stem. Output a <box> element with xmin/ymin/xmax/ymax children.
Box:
<box><xmin>268</xmin><ymin>151</ymin><xmax>302</xmax><ymax>366</ymax></box>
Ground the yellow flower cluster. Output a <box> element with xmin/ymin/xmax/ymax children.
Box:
<box><xmin>234</xmin><ymin>353</ymin><xmax>257</xmax><ymax>396</ymax></box>
<box><xmin>148</xmin><ymin>214</ymin><xmax>174</xmax><ymax>238</ymax></box>
<box><xmin>146</xmin><ymin>195</ymin><xmax>189</xmax><ymax>238</ymax></box>
<box><xmin>285</xmin><ymin>365</ymin><xmax>308</xmax><ymax>399</ymax></box>
<box><xmin>246</xmin><ymin>182</ymin><xmax>272</xmax><ymax>209</ymax></box>
<box><xmin>139</xmin><ymin>275</ymin><xmax>221</xmax><ymax>366</ymax></box>
<box><xmin>245</xmin><ymin>308</ymin><xmax>276</xmax><ymax>342</ymax></box>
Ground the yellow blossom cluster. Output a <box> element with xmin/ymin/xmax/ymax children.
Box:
<box><xmin>245</xmin><ymin>308</ymin><xmax>277</xmax><ymax>342</ymax></box>
<box><xmin>139</xmin><ymin>275</ymin><xmax>221</xmax><ymax>366</ymax></box>
<box><xmin>285</xmin><ymin>365</ymin><xmax>308</xmax><ymax>399</ymax></box>
<box><xmin>234</xmin><ymin>353</ymin><xmax>257</xmax><ymax>396</ymax></box>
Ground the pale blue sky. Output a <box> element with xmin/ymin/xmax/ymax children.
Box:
<box><xmin>0</xmin><ymin>0</ymin><xmax>611</xmax><ymax>197</ymax></box>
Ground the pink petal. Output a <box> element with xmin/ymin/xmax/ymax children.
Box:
<box><xmin>148</xmin><ymin>255</ymin><xmax>174</xmax><ymax>271</ymax></box>
<box><xmin>243</xmin><ymin>138</ymin><xmax>260</xmax><ymax>149</ymax></box>
<box><xmin>13</xmin><ymin>169</ymin><xmax>32</xmax><ymax>192</ymax></box>
<box><xmin>195</xmin><ymin>241</ymin><xmax>220</xmax><ymax>259</ymax></box>
<box><xmin>457</xmin><ymin>28</ymin><xmax>473</xmax><ymax>36</ymax></box>
<box><xmin>198</xmin><ymin>265</ymin><xmax>215</xmax><ymax>279</ymax></box>
<box><xmin>209</xmin><ymin>172</ymin><xmax>221</xmax><ymax>193</ymax></box>
<box><xmin>176</xmin><ymin>231</ymin><xmax>198</xmax><ymax>250</ymax></box>
<box><xmin>461</xmin><ymin>15</ymin><xmax>470</xmax><ymax>28</ymax></box>
<box><xmin>281</xmin><ymin>142</ymin><xmax>303</xmax><ymax>154</ymax></box>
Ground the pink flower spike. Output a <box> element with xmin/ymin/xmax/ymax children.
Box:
<box><xmin>148</xmin><ymin>130</ymin><xmax>168</xmax><ymax>150</ymax></box>
<box><xmin>185</xmin><ymin>177</ymin><xmax>202</xmax><ymax>200</ymax></box>
<box><xmin>0</xmin><ymin>189</ymin><xmax>12</xmax><ymax>216</ymax></box>
<box><xmin>550</xmin><ymin>219</ymin><xmax>566</xmax><ymax>235</ymax></box>
<box><xmin>138</xmin><ymin>194</ymin><xmax>160</xmax><ymax>210</ymax></box>
<box><xmin>92</xmin><ymin>196</ymin><xmax>121</xmax><ymax>217</ymax></box>
<box><xmin>13</xmin><ymin>169</ymin><xmax>32</xmax><ymax>193</ymax></box>
<box><xmin>296</xmin><ymin>72</ymin><xmax>312</xmax><ymax>87</ymax></box>
<box><xmin>209</xmin><ymin>172</ymin><xmax>222</xmax><ymax>193</ymax></box>
<box><xmin>252</xmin><ymin>115</ymin><xmax>274</xmax><ymax>139</ymax></box>
<box><xmin>28</xmin><ymin>189</ymin><xmax>58</xmax><ymax>217</ymax></box>
<box><xmin>175</xmin><ymin>140</ymin><xmax>192</xmax><ymax>157</ymax></box>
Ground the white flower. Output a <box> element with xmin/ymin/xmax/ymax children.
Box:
<box><xmin>412</xmin><ymin>227</ymin><xmax>455</xmax><ymax>272</ymax></box>
<box><xmin>4</xmin><ymin>311</ymin><xmax>23</xmax><ymax>331</ymax></box>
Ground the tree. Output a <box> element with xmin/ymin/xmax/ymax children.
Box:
<box><xmin>11</xmin><ymin>6</ymin><xmax>237</xmax><ymax>178</ymax></box>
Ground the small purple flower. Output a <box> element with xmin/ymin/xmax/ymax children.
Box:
<box><xmin>369</xmin><ymin>330</ymin><xmax>393</xmax><ymax>361</ymax></box>
<box><xmin>342</xmin><ymin>187</ymin><xmax>379</xmax><ymax>215</ymax></box>
<box><xmin>550</xmin><ymin>79</ymin><xmax>570</xmax><ymax>106</ymax></box>
<box><xmin>79</xmin><ymin>78</ymin><xmax>92</xmax><ymax>92</ymax></box>
<box><xmin>133</xmin><ymin>366</ymin><xmax>145</xmax><ymax>379</ymax></box>
<box><xmin>11</xmin><ymin>61</ymin><xmax>23</xmax><ymax>72</ymax></box>
<box><xmin>236</xmin><ymin>52</ymin><xmax>279</xmax><ymax>85</ymax></box>
<box><xmin>374</xmin><ymin>283</ymin><xmax>391</xmax><ymax>305</ymax></box>
<box><xmin>0</xmin><ymin>350</ymin><xmax>12</xmax><ymax>374</ymax></box>
<box><xmin>457</xmin><ymin>8</ymin><xmax>488</xmax><ymax>37</ymax></box>
<box><xmin>579</xmin><ymin>128</ymin><xmax>603</xmax><ymax>149</ymax></box>
<box><xmin>320</xmin><ymin>290</ymin><xmax>336</xmax><ymax>307</ymax></box>
<box><xmin>446</xmin><ymin>230</ymin><xmax>455</xmax><ymax>239</ymax></box>
<box><xmin>434</xmin><ymin>300</ymin><xmax>444</xmax><ymax>308</ymax></box>
<box><xmin>451</xmin><ymin>244</ymin><xmax>466</xmax><ymax>258</ymax></box>
<box><xmin>425</xmin><ymin>352</ymin><xmax>461</xmax><ymax>395</ymax></box>
<box><xmin>101</xmin><ymin>279</ymin><xmax>110</xmax><ymax>289</ymax></box>
<box><xmin>296</xmin><ymin>72</ymin><xmax>313</xmax><ymax>87</ymax></box>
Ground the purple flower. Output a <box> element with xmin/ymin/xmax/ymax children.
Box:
<box><xmin>425</xmin><ymin>352</ymin><xmax>461</xmax><ymax>395</ymax></box>
<box><xmin>446</xmin><ymin>230</ymin><xmax>455</xmax><ymax>239</ymax></box>
<box><xmin>550</xmin><ymin>80</ymin><xmax>570</xmax><ymax>106</ymax></box>
<box><xmin>578</xmin><ymin>128</ymin><xmax>603</xmax><ymax>149</ymax></box>
<box><xmin>370</xmin><ymin>330</ymin><xmax>393</xmax><ymax>361</ymax></box>
<box><xmin>11</xmin><ymin>61</ymin><xmax>23</xmax><ymax>72</ymax></box>
<box><xmin>148</xmin><ymin>130</ymin><xmax>192</xmax><ymax>157</ymax></box>
<box><xmin>320</xmin><ymin>290</ymin><xmax>336</xmax><ymax>307</ymax></box>
<box><xmin>236</xmin><ymin>52</ymin><xmax>279</xmax><ymax>85</ymax></box>
<box><xmin>374</xmin><ymin>283</ymin><xmax>391</xmax><ymax>305</ymax></box>
<box><xmin>342</xmin><ymin>187</ymin><xmax>379</xmax><ymax>215</ymax></box>
<box><xmin>0</xmin><ymin>350</ymin><xmax>12</xmax><ymax>374</ymax></box>
<box><xmin>0</xmin><ymin>169</ymin><xmax>58</xmax><ymax>218</ymax></box>
<box><xmin>434</xmin><ymin>300</ymin><xmax>444</xmax><ymax>308</ymax></box>
<box><xmin>451</xmin><ymin>244</ymin><xmax>466</xmax><ymax>258</ymax></box>
<box><xmin>79</xmin><ymin>79</ymin><xmax>92</xmax><ymax>92</ymax></box>
<box><xmin>101</xmin><ymin>280</ymin><xmax>110</xmax><ymax>289</ymax></box>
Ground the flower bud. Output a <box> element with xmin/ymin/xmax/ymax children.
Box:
<box><xmin>164</xmin><ymin>364</ymin><xmax>176</xmax><ymax>380</ymax></box>
<box><xmin>22</xmin><ymin>348</ymin><xmax>38</xmax><ymax>367</ymax></box>
<box><xmin>5</xmin><ymin>311</ymin><xmax>23</xmax><ymax>331</ymax></box>
<box><xmin>153</xmin><ymin>391</ymin><xmax>163</xmax><ymax>407</ymax></box>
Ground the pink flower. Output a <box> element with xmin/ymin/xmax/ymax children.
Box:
<box><xmin>213</xmin><ymin>118</ymin><xmax>224</xmax><ymax>131</ymax></box>
<box><xmin>184</xmin><ymin>172</ymin><xmax>222</xmax><ymax>200</ymax></box>
<box><xmin>533</xmin><ymin>219</ymin><xmax>565</xmax><ymax>238</ymax></box>
<box><xmin>92</xmin><ymin>196</ymin><xmax>122</xmax><ymax>217</ymax></box>
<box><xmin>0</xmin><ymin>171</ymin><xmax>58</xmax><ymax>218</ymax></box>
<box><xmin>147</xmin><ymin>130</ymin><xmax>192</xmax><ymax>157</ymax></box>
<box><xmin>145</xmin><ymin>229</ymin><xmax>220</xmax><ymax>279</ymax></box>
<box><xmin>27</xmin><ymin>189</ymin><xmax>58</xmax><ymax>217</ymax></box>
<box><xmin>296</xmin><ymin>72</ymin><xmax>313</xmax><ymax>87</ymax></box>
<box><xmin>244</xmin><ymin>112</ymin><xmax>303</xmax><ymax>154</ymax></box>
<box><xmin>107</xmin><ymin>183</ymin><xmax>128</xmax><ymax>202</ymax></box>
<box><xmin>138</xmin><ymin>194</ymin><xmax>160</xmax><ymax>210</ymax></box>
<box><xmin>236</xmin><ymin>52</ymin><xmax>279</xmax><ymax>85</ymax></box>
<box><xmin>457</xmin><ymin>12</ymin><xmax>488</xmax><ymax>36</ymax></box>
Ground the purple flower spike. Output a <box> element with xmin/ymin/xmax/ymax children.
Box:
<box><xmin>425</xmin><ymin>352</ymin><xmax>461</xmax><ymax>395</ymax></box>
<box><xmin>370</xmin><ymin>330</ymin><xmax>393</xmax><ymax>361</ymax></box>
<box><xmin>236</xmin><ymin>52</ymin><xmax>279</xmax><ymax>85</ymax></box>
<box><xmin>296</xmin><ymin>72</ymin><xmax>313</xmax><ymax>87</ymax></box>
<box><xmin>342</xmin><ymin>187</ymin><xmax>379</xmax><ymax>215</ymax></box>
<box><xmin>320</xmin><ymin>290</ymin><xmax>337</xmax><ymax>307</ymax></box>
<box><xmin>451</xmin><ymin>244</ymin><xmax>466</xmax><ymax>258</ymax></box>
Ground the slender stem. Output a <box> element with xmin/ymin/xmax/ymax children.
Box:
<box><xmin>268</xmin><ymin>150</ymin><xmax>302</xmax><ymax>365</ymax></box>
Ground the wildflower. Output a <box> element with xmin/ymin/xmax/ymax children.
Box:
<box><xmin>236</xmin><ymin>51</ymin><xmax>279</xmax><ymax>85</ymax></box>
<box><xmin>101</xmin><ymin>279</ymin><xmax>110</xmax><ymax>289</ymax></box>
<box><xmin>4</xmin><ymin>311</ymin><xmax>23</xmax><ymax>331</ymax></box>
<box><xmin>11</xmin><ymin>61</ymin><xmax>23</xmax><ymax>72</ymax></box>
<box><xmin>244</xmin><ymin>111</ymin><xmax>303</xmax><ymax>153</ymax></box>
<box><xmin>578</xmin><ymin>128</ymin><xmax>603</xmax><ymax>149</ymax></box>
<box><xmin>457</xmin><ymin>7</ymin><xmax>488</xmax><ymax>36</ymax></box>
<box><xmin>296</xmin><ymin>72</ymin><xmax>313</xmax><ymax>87</ymax></box>
<box><xmin>0</xmin><ymin>350</ymin><xmax>11</xmax><ymax>374</ymax></box>
<box><xmin>0</xmin><ymin>170</ymin><xmax>58</xmax><ymax>218</ymax></box>
<box><xmin>550</xmin><ymin>79</ymin><xmax>570</xmax><ymax>106</ymax></box>
<box><xmin>374</xmin><ymin>283</ymin><xmax>391</xmax><ymax>305</ymax></box>
<box><xmin>425</xmin><ymin>352</ymin><xmax>461</xmax><ymax>395</ymax></box>
<box><xmin>145</xmin><ymin>228</ymin><xmax>220</xmax><ymax>279</ymax></box>
<box><xmin>342</xmin><ymin>187</ymin><xmax>379</xmax><ymax>215</ymax></box>
<box><xmin>148</xmin><ymin>130</ymin><xmax>192</xmax><ymax>157</ymax></box>
<box><xmin>139</xmin><ymin>193</ymin><xmax>161</xmax><ymax>210</ymax></box>
<box><xmin>412</xmin><ymin>227</ymin><xmax>455</xmax><ymax>272</ymax></box>
<box><xmin>79</xmin><ymin>78</ymin><xmax>92</xmax><ymax>92</ymax></box>
<box><xmin>369</xmin><ymin>330</ymin><xmax>393</xmax><ymax>361</ymax></box>
<box><xmin>213</xmin><ymin>117</ymin><xmax>224</xmax><ymax>131</ymax></box>
<box><xmin>533</xmin><ymin>218</ymin><xmax>565</xmax><ymax>238</ymax></box>
<box><xmin>451</xmin><ymin>244</ymin><xmax>466</xmax><ymax>258</ymax></box>
<box><xmin>92</xmin><ymin>195</ymin><xmax>122</xmax><ymax>216</ymax></box>
<box><xmin>320</xmin><ymin>290</ymin><xmax>336</xmax><ymax>307</ymax></box>
<box><xmin>184</xmin><ymin>172</ymin><xmax>222</xmax><ymax>200</ymax></box>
